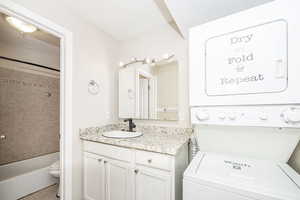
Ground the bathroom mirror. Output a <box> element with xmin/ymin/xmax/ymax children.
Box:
<box><xmin>118</xmin><ymin>60</ymin><xmax>179</xmax><ymax>121</ymax></box>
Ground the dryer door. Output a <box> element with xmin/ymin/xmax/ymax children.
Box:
<box><xmin>189</xmin><ymin>1</ymin><xmax>300</xmax><ymax>107</ymax></box>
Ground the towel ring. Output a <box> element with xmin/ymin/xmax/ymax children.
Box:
<box><xmin>88</xmin><ymin>80</ymin><xmax>100</xmax><ymax>95</ymax></box>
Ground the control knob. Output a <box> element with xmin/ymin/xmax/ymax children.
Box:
<box><xmin>218</xmin><ymin>113</ymin><xmax>226</xmax><ymax>120</ymax></box>
<box><xmin>281</xmin><ymin>107</ymin><xmax>300</xmax><ymax>124</ymax></box>
<box><xmin>196</xmin><ymin>110</ymin><xmax>209</xmax><ymax>121</ymax></box>
<box><xmin>228</xmin><ymin>113</ymin><xmax>236</xmax><ymax>121</ymax></box>
<box><xmin>259</xmin><ymin>113</ymin><xmax>268</xmax><ymax>121</ymax></box>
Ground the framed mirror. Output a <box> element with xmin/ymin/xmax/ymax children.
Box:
<box><xmin>118</xmin><ymin>59</ymin><xmax>179</xmax><ymax>121</ymax></box>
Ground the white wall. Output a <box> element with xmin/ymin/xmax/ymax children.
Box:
<box><xmin>155</xmin><ymin>62</ymin><xmax>178</xmax><ymax>120</ymax></box>
<box><xmin>9</xmin><ymin>0</ymin><xmax>120</xmax><ymax>199</ymax></box>
<box><xmin>119</xmin><ymin>23</ymin><xmax>300</xmax><ymax>173</ymax></box>
<box><xmin>119</xmin><ymin>25</ymin><xmax>189</xmax><ymax>127</ymax></box>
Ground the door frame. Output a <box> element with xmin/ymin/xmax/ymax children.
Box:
<box><xmin>135</xmin><ymin>69</ymin><xmax>157</xmax><ymax>119</ymax></box>
<box><xmin>0</xmin><ymin>1</ymin><xmax>73</xmax><ymax>199</ymax></box>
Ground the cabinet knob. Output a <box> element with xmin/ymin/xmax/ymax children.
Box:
<box><xmin>147</xmin><ymin>159</ymin><xmax>152</xmax><ymax>163</ymax></box>
<box><xmin>98</xmin><ymin>158</ymin><xmax>102</xmax><ymax>162</ymax></box>
<box><xmin>134</xmin><ymin>169</ymin><xmax>139</xmax><ymax>174</ymax></box>
<box><xmin>104</xmin><ymin>160</ymin><xmax>107</xmax><ymax>164</ymax></box>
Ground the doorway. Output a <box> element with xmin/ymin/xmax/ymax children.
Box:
<box><xmin>0</xmin><ymin>11</ymin><xmax>61</xmax><ymax>199</ymax></box>
<box><xmin>0</xmin><ymin>1</ymin><xmax>73</xmax><ymax>199</ymax></box>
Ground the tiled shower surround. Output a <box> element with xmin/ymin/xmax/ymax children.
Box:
<box><xmin>0</xmin><ymin>67</ymin><xmax>60</xmax><ymax>165</ymax></box>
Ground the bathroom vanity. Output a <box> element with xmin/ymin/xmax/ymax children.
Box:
<box><xmin>80</xmin><ymin>55</ymin><xmax>189</xmax><ymax>200</ymax></box>
<box><xmin>80</xmin><ymin>124</ymin><xmax>192</xmax><ymax>200</ymax></box>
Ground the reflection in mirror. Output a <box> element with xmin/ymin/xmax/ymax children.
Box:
<box><xmin>119</xmin><ymin>60</ymin><xmax>179</xmax><ymax>121</ymax></box>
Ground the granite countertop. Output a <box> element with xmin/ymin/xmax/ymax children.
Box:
<box><xmin>79</xmin><ymin>123</ymin><xmax>193</xmax><ymax>156</ymax></box>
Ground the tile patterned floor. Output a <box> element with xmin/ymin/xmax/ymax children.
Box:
<box><xmin>19</xmin><ymin>184</ymin><xmax>59</xmax><ymax>200</ymax></box>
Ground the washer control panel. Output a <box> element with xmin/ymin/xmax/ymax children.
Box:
<box><xmin>191</xmin><ymin>106</ymin><xmax>300</xmax><ymax>127</ymax></box>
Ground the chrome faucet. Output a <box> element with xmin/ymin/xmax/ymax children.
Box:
<box><xmin>124</xmin><ymin>118</ymin><xmax>136</xmax><ymax>132</ymax></box>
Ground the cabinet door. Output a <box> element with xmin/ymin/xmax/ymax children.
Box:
<box><xmin>83</xmin><ymin>153</ymin><xmax>105</xmax><ymax>200</ymax></box>
<box><xmin>105</xmin><ymin>159</ymin><xmax>132</xmax><ymax>200</ymax></box>
<box><xmin>135</xmin><ymin>168</ymin><xmax>171</xmax><ymax>200</ymax></box>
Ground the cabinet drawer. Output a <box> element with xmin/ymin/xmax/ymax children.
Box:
<box><xmin>83</xmin><ymin>141</ymin><xmax>134</xmax><ymax>163</ymax></box>
<box><xmin>135</xmin><ymin>150</ymin><xmax>172</xmax><ymax>171</ymax></box>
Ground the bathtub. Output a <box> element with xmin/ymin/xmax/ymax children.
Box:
<box><xmin>0</xmin><ymin>152</ymin><xmax>59</xmax><ymax>200</ymax></box>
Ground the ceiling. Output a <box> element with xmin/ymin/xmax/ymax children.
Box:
<box><xmin>60</xmin><ymin>0</ymin><xmax>274</xmax><ymax>41</ymax></box>
<box><xmin>0</xmin><ymin>1</ymin><xmax>274</xmax><ymax>43</ymax></box>
<box><xmin>165</xmin><ymin>0</ymin><xmax>274</xmax><ymax>37</ymax></box>
<box><xmin>61</xmin><ymin>0</ymin><xmax>170</xmax><ymax>41</ymax></box>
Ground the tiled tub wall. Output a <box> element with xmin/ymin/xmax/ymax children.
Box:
<box><xmin>0</xmin><ymin>67</ymin><xmax>60</xmax><ymax>165</ymax></box>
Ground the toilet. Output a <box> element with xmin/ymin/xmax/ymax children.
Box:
<box><xmin>49</xmin><ymin>161</ymin><xmax>60</xmax><ymax>198</ymax></box>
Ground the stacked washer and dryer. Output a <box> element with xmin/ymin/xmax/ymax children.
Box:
<box><xmin>185</xmin><ymin>1</ymin><xmax>300</xmax><ymax>200</ymax></box>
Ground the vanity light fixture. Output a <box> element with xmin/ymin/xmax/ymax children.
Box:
<box><xmin>131</xmin><ymin>57</ymin><xmax>138</xmax><ymax>62</ymax></box>
<box><xmin>119</xmin><ymin>53</ymin><xmax>174</xmax><ymax>68</ymax></box>
<box><xmin>145</xmin><ymin>58</ymin><xmax>151</xmax><ymax>64</ymax></box>
<box><xmin>119</xmin><ymin>58</ymin><xmax>149</xmax><ymax>68</ymax></box>
<box><xmin>6</xmin><ymin>16</ymin><xmax>37</xmax><ymax>33</ymax></box>
<box><xmin>164</xmin><ymin>54</ymin><xmax>175</xmax><ymax>61</ymax></box>
<box><xmin>163</xmin><ymin>53</ymin><xmax>170</xmax><ymax>59</ymax></box>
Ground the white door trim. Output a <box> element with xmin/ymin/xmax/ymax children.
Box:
<box><xmin>0</xmin><ymin>1</ymin><xmax>73</xmax><ymax>199</ymax></box>
<box><xmin>135</xmin><ymin>69</ymin><xmax>157</xmax><ymax>119</ymax></box>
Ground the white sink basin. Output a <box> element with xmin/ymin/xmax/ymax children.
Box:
<box><xmin>102</xmin><ymin>130</ymin><xmax>143</xmax><ymax>139</ymax></box>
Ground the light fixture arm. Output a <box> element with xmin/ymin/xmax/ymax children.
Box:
<box><xmin>120</xmin><ymin>54</ymin><xmax>174</xmax><ymax>68</ymax></box>
<box><xmin>120</xmin><ymin>58</ymin><xmax>148</xmax><ymax>68</ymax></box>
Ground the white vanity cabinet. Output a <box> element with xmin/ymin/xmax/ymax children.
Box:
<box><xmin>105</xmin><ymin>157</ymin><xmax>133</xmax><ymax>200</ymax></box>
<box><xmin>83</xmin><ymin>141</ymin><xmax>134</xmax><ymax>200</ymax></box>
<box><xmin>135</xmin><ymin>167</ymin><xmax>171</xmax><ymax>200</ymax></box>
<box><xmin>83</xmin><ymin>152</ymin><xmax>106</xmax><ymax>200</ymax></box>
<box><xmin>83</xmin><ymin>152</ymin><xmax>132</xmax><ymax>200</ymax></box>
<box><xmin>82</xmin><ymin>141</ymin><xmax>188</xmax><ymax>200</ymax></box>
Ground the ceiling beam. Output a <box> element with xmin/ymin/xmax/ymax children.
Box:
<box><xmin>153</xmin><ymin>0</ymin><xmax>184</xmax><ymax>38</ymax></box>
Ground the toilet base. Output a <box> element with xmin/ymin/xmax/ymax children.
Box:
<box><xmin>56</xmin><ymin>183</ymin><xmax>60</xmax><ymax>198</ymax></box>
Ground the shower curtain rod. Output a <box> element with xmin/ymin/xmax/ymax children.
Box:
<box><xmin>0</xmin><ymin>56</ymin><xmax>60</xmax><ymax>72</ymax></box>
